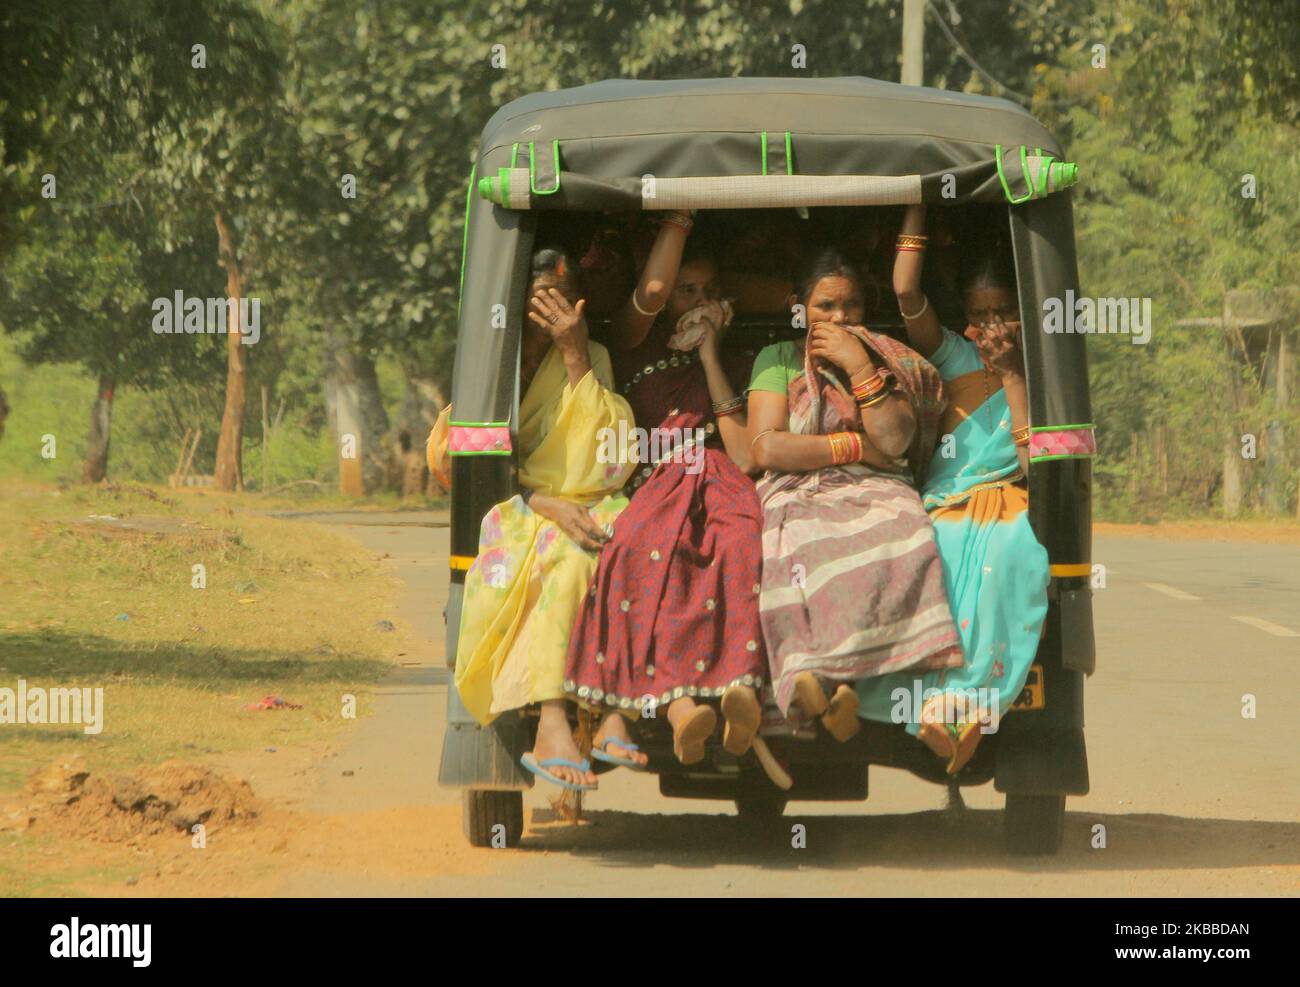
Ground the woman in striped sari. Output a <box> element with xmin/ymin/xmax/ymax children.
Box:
<box><xmin>747</xmin><ymin>250</ymin><xmax>962</xmax><ymax>740</ymax></box>
<box><xmin>857</xmin><ymin>206</ymin><xmax>1049</xmax><ymax>774</ymax></box>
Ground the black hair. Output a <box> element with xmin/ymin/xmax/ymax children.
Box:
<box><xmin>957</xmin><ymin>229</ymin><xmax>1016</xmax><ymax>297</ymax></box>
<box><xmin>531</xmin><ymin>245</ymin><xmax>573</xmax><ymax>282</ymax></box>
<box><xmin>679</xmin><ymin>230</ymin><xmax>719</xmax><ymax>270</ymax></box>
<box><xmin>793</xmin><ymin>247</ymin><xmax>863</xmax><ymax>303</ymax></box>
<box><xmin>529</xmin><ymin>245</ymin><xmax>579</xmax><ymax>301</ymax></box>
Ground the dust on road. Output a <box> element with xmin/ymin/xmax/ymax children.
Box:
<box><xmin>81</xmin><ymin>512</ymin><xmax>1300</xmax><ymax>897</ymax></box>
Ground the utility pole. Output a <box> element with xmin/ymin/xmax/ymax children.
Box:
<box><xmin>902</xmin><ymin>0</ymin><xmax>925</xmax><ymax>86</ymax></box>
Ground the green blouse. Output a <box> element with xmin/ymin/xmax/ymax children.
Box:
<box><xmin>747</xmin><ymin>339</ymin><xmax>803</xmax><ymax>395</ymax></box>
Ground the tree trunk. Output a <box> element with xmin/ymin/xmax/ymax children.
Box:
<box><xmin>397</xmin><ymin>367</ymin><xmax>444</xmax><ymax>442</ymax></box>
<box><xmin>1262</xmin><ymin>328</ymin><xmax>1290</xmax><ymax>514</ymax></box>
<box><xmin>82</xmin><ymin>375</ymin><xmax>115</xmax><ymax>483</ymax></box>
<box><xmin>213</xmin><ymin>210</ymin><xmax>247</xmax><ymax>492</ymax></box>
<box><xmin>1221</xmin><ymin>309</ymin><xmax>1245</xmax><ymax>517</ymax></box>
<box><xmin>325</xmin><ymin>330</ymin><xmax>390</xmax><ymax>496</ymax></box>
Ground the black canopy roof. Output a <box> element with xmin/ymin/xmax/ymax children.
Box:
<box><xmin>472</xmin><ymin>77</ymin><xmax>1069</xmax><ymax>209</ymax></box>
<box><xmin>480</xmin><ymin>76</ymin><xmax>1059</xmax><ymax>154</ymax></box>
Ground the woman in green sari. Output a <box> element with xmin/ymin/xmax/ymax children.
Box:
<box><xmin>857</xmin><ymin>205</ymin><xmax>1049</xmax><ymax>774</ymax></box>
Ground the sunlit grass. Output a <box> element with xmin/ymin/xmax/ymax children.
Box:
<box><xmin>0</xmin><ymin>480</ymin><xmax>407</xmax><ymax>793</ymax></box>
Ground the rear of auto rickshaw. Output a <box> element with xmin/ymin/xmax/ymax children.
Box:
<box><xmin>439</xmin><ymin>77</ymin><xmax>1095</xmax><ymax>855</ymax></box>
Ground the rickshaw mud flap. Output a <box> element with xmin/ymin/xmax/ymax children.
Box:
<box><xmin>1056</xmin><ymin>585</ymin><xmax>1096</xmax><ymax>675</ymax></box>
<box><xmin>994</xmin><ymin>727</ymin><xmax>1089</xmax><ymax>797</ymax></box>
<box><xmin>437</xmin><ymin>692</ymin><xmax>534</xmax><ymax>791</ymax></box>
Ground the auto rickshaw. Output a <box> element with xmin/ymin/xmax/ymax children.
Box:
<box><xmin>439</xmin><ymin>76</ymin><xmax>1095</xmax><ymax>855</ymax></box>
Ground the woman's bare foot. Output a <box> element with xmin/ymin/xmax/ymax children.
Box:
<box><xmin>792</xmin><ymin>672</ymin><xmax>829</xmax><ymax>718</ymax></box>
<box><xmin>793</xmin><ymin>673</ymin><xmax>858</xmax><ymax>742</ymax></box>
<box><xmin>721</xmin><ymin>685</ymin><xmax>761</xmax><ymax>755</ymax></box>
<box><xmin>822</xmin><ymin>684</ymin><xmax>861</xmax><ymax>742</ymax></box>
<box><xmin>917</xmin><ymin>695</ymin><xmax>956</xmax><ymax>762</ymax></box>
<box><xmin>947</xmin><ymin>719</ymin><xmax>984</xmax><ymax>776</ymax></box>
<box><xmin>527</xmin><ymin>700</ymin><xmax>597</xmax><ymax>787</ymax></box>
<box><xmin>592</xmin><ymin>711</ymin><xmax>649</xmax><ymax>767</ymax></box>
<box><xmin>667</xmin><ymin>696</ymin><xmax>717</xmax><ymax>765</ymax></box>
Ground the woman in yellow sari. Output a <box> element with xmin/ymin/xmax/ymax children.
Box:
<box><xmin>428</xmin><ymin>248</ymin><xmax>636</xmax><ymax>790</ymax></box>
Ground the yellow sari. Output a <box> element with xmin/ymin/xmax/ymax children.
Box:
<box><xmin>440</xmin><ymin>342</ymin><xmax>635</xmax><ymax>725</ymax></box>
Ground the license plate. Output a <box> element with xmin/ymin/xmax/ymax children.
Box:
<box><xmin>1010</xmin><ymin>664</ymin><xmax>1046</xmax><ymax>711</ymax></box>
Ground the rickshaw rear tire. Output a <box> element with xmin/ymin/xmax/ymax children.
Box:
<box><xmin>1003</xmin><ymin>793</ymin><xmax>1065</xmax><ymax>856</ymax></box>
<box><xmin>463</xmin><ymin>789</ymin><xmax>524</xmax><ymax>848</ymax></box>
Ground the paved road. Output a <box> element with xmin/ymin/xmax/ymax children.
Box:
<box><xmin>274</xmin><ymin>512</ymin><xmax>1300</xmax><ymax>896</ymax></box>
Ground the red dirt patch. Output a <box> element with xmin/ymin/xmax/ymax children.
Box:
<box><xmin>1</xmin><ymin>756</ymin><xmax>259</xmax><ymax>843</ymax></box>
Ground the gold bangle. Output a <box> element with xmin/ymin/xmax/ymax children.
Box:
<box><xmin>1012</xmin><ymin>425</ymin><xmax>1032</xmax><ymax>446</ymax></box>
<box><xmin>750</xmin><ymin>427</ymin><xmax>776</xmax><ymax>451</ymax></box>
<box><xmin>828</xmin><ymin>433</ymin><xmax>847</xmax><ymax>466</ymax></box>
<box><xmin>858</xmin><ymin>389</ymin><xmax>890</xmax><ymax>410</ymax></box>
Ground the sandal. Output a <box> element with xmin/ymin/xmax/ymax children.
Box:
<box><xmin>672</xmin><ymin>704</ymin><xmax>717</xmax><ymax>765</ymax></box>
<box><xmin>519</xmin><ymin>754</ymin><xmax>596</xmax><ymax>792</ymax></box>
<box><xmin>590</xmin><ymin>736</ymin><xmax>646</xmax><ymax>770</ymax></box>
<box><xmin>721</xmin><ymin>685</ymin><xmax>762</xmax><ymax>756</ymax></box>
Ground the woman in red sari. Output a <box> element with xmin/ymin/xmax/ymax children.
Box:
<box><xmin>564</xmin><ymin>211</ymin><xmax>766</xmax><ymax>767</ymax></box>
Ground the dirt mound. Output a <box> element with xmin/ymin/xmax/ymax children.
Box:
<box><xmin>1</xmin><ymin>756</ymin><xmax>259</xmax><ymax>842</ymax></box>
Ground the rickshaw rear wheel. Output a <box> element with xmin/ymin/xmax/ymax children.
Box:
<box><xmin>463</xmin><ymin>789</ymin><xmax>524</xmax><ymax>848</ymax></box>
<box><xmin>734</xmin><ymin>791</ymin><xmax>788</xmax><ymax>824</ymax></box>
<box><xmin>1003</xmin><ymin>793</ymin><xmax>1065</xmax><ymax>856</ymax></box>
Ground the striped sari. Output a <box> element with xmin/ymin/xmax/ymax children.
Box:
<box><xmin>755</xmin><ymin>329</ymin><xmax>962</xmax><ymax>715</ymax></box>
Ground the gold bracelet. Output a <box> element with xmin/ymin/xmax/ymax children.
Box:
<box><xmin>1012</xmin><ymin>425</ymin><xmax>1032</xmax><ymax>447</ymax></box>
<box><xmin>858</xmin><ymin>389</ymin><xmax>890</xmax><ymax>410</ymax></box>
<box><xmin>750</xmin><ymin>427</ymin><xmax>776</xmax><ymax>451</ymax></box>
<box><xmin>827</xmin><ymin>433</ymin><xmax>847</xmax><ymax>466</ymax></box>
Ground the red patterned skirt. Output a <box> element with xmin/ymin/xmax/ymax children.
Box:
<box><xmin>564</xmin><ymin>447</ymin><xmax>767</xmax><ymax>713</ymax></box>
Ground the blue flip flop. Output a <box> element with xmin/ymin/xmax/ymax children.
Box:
<box><xmin>590</xmin><ymin>737</ymin><xmax>646</xmax><ymax>770</ymax></box>
<box><xmin>519</xmin><ymin>753</ymin><xmax>597</xmax><ymax>791</ymax></box>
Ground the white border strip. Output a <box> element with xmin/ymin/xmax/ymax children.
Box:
<box><xmin>646</xmin><ymin>174</ymin><xmax>924</xmax><ymax>209</ymax></box>
<box><xmin>498</xmin><ymin>171</ymin><xmax>924</xmax><ymax>209</ymax></box>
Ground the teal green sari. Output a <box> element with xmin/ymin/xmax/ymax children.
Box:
<box><xmin>857</xmin><ymin>330</ymin><xmax>1049</xmax><ymax>736</ymax></box>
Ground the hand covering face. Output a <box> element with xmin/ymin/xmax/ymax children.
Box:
<box><xmin>667</xmin><ymin>298</ymin><xmax>734</xmax><ymax>352</ymax></box>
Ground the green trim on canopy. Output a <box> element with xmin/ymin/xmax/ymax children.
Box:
<box><xmin>457</xmin><ymin>164</ymin><xmax>476</xmax><ymax>316</ymax></box>
<box><xmin>529</xmin><ymin>140</ymin><xmax>561</xmax><ymax>195</ymax></box>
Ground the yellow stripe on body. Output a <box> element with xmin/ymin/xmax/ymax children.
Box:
<box><xmin>1050</xmin><ymin>563</ymin><xmax>1091</xmax><ymax>577</ymax></box>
